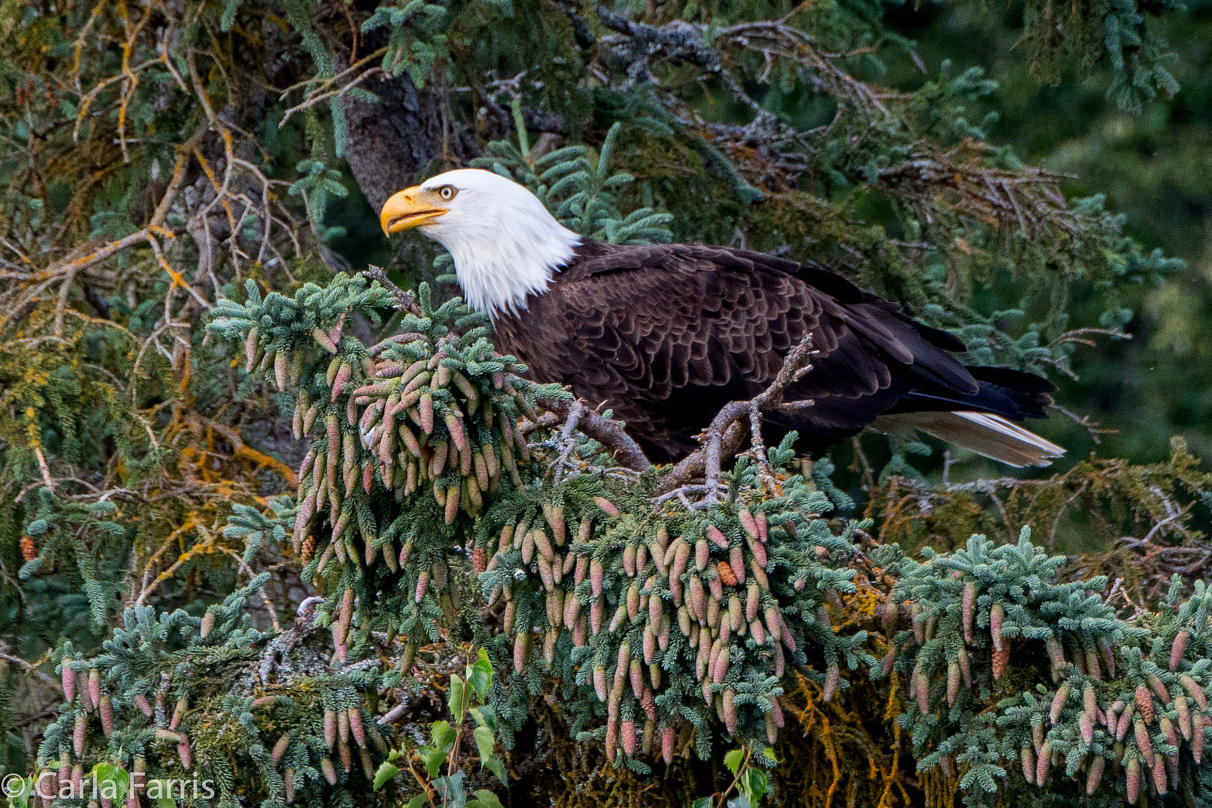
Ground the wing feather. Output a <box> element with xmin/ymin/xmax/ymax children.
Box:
<box><xmin>492</xmin><ymin>241</ymin><xmax>1043</xmax><ymax>463</ymax></box>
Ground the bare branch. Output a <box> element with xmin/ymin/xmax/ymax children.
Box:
<box><xmin>537</xmin><ymin>397</ymin><xmax>652</xmax><ymax>473</ymax></box>
<box><xmin>655</xmin><ymin>334</ymin><xmax>815</xmax><ymax>500</ymax></box>
<box><xmin>363</xmin><ymin>264</ymin><xmax>422</xmax><ymax>316</ymax></box>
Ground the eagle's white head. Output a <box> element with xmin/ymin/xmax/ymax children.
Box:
<box><xmin>380</xmin><ymin>168</ymin><xmax>581</xmax><ymax>317</ymax></box>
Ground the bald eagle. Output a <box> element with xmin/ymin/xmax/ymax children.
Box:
<box><xmin>380</xmin><ymin>169</ymin><xmax>1063</xmax><ymax>467</ymax></box>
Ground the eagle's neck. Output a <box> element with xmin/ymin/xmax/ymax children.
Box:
<box><xmin>445</xmin><ymin>216</ymin><xmax>581</xmax><ymax>318</ymax></box>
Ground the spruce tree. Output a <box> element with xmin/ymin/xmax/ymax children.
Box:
<box><xmin>1</xmin><ymin>0</ymin><xmax>1209</xmax><ymax>804</ymax></box>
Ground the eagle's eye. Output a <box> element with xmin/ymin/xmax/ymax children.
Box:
<box><xmin>438</xmin><ymin>186</ymin><xmax>457</xmax><ymax>201</ymax></box>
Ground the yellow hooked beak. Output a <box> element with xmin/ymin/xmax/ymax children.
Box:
<box><xmin>380</xmin><ymin>186</ymin><xmax>449</xmax><ymax>235</ymax></box>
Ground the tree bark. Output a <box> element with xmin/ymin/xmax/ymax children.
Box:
<box><xmin>340</xmin><ymin>67</ymin><xmax>444</xmax><ymax>212</ymax></box>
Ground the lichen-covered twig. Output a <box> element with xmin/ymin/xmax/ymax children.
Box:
<box><xmin>363</xmin><ymin>264</ymin><xmax>422</xmax><ymax>315</ymax></box>
<box><xmin>536</xmin><ymin>396</ymin><xmax>652</xmax><ymax>473</ymax></box>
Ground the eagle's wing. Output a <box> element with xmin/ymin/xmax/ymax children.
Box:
<box><xmin>508</xmin><ymin>242</ymin><xmax>1054</xmax><ymax>464</ymax></box>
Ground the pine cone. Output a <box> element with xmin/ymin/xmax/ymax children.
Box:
<box><xmin>513</xmin><ymin>632</ymin><xmax>529</xmax><ymax>674</ymax></box>
<box><xmin>177</xmin><ymin>735</ymin><xmax>192</xmax><ymax>770</ymax></box>
<box><xmin>1079</xmin><ymin>712</ymin><xmax>1094</xmax><ymax>744</ymax></box>
<box><xmin>620</xmin><ymin>720</ymin><xmax>637</xmax><ymax>757</ymax></box>
<box><xmin>1180</xmin><ymin>674</ymin><xmax>1208</xmax><ymax>709</ymax></box>
<box><xmin>1135</xmin><ymin>684</ymin><xmax>1155</xmax><ymax>724</ymax></box>
<box><xmin>1170</xmin><ymin>630</ymin><xmax>1189</xmax><ymax>671</ymax></box>
<box><xmin>1134</xmin><ymin>719</ymin><xmax>1152</xmax><ymax>759</ymax></box>
<box><xmin>1125</xmin><ymin>757</ymin><xmax>1141</xmax><ymax>804</ymax></box>
<box><xmin>661</xmin><ymin>725</ymin><xmax>676</xmax><ymax>764</ymax></box>
<box><xmin>61</xmin><ymin>657</ymin><xmax>75</xmax><ymax>702</ymax></box>
<box><xmin>824</xmin><ymin>663</ymin><xmax>840</xmax><ymax>702</ymax></box>
<box><xmin>1085</xmin><ymin>756</ymin><xmax>1105</xmax><ymax>795</ymax></box>
<box><xmin>961</xmin><ymin>581</ymin><xmax>976</xmax><ymax>644</ymax></box>
<box><xmin>99</xmin><ymin>695</ymin><xmax>114</xmax><ymax>737</ymax></box>
<box><xmin>1034</xmin><ymin>740</ymin><xmax>1050</xmax><ymax>784</ymax></box>
<box><xmin>1151</xmin><ymin>752</ymin><xmax>1167</xmax><ymax>794</ymax></box>
<box><xmin>989</xmin><ymin>602</ymin><xmax>1005</xmax><ymax>651</ymax></box>
<box><xmin>914</xmin><ymin>667</ymin><xmax>930</xmax><ymax>714</ymax></box>
<box><xmin>722</xmin><ymin>690</ymin><xmax>738</xmax><ymax>734</ymax></box>
<box><xmin>1176</xmin><ymin>695</ymin><xmax>1191</xmax><ymax>740</ymax></box>
<box><xmin>74</xmin><ymin>714</ymin><xmax>87</xmax><ymax>757</ymax></box>
<box><xmin>729</xmin><ymin>546</ymin><xmax>746</xmax><ymax>585</ymax></box>
<box><xmin>992</xmin><ymin>644</ymin><xmax>1010</xmax><ymax>680</ymax></box>
<box><xmin>272</xmin><ymin>734</ymin><xmax>291</xmax><ymax>763</ymax></box>
<box><xmin>1148</xmin><ymin>674</ymin><xmax>1170</xmax><ymax>704</ymax></box>
<box><xmin>717</xmin><ymin>561</ymin><xmax>738</xmax><ymax>587</ymax></box>
<box><xmin>1049</xmin><ymin>683</ymin><xmax>1069</xmax><ymax>725</ymax></box>
<box><xmin>324</xmin><ymin>708</ymin><xmax>337</xmax><ymax>749</ymax></box>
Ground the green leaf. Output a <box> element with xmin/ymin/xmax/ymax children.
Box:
<box><xmin>434</xmin><ymin>771</ymin><xmax>466</xmax><ymax>807</ymax></box>
<box><xmin>470</xmin><ymin>790</ymin><xmax>505</xmax><ymax>808</ymax></box>
<box><xmin>468</xmin><ymin>648</ymin><xmax>493</xmax><ymax>699</ymax></box>
<box><xmin>761</xmin><ymin>748</ymin><xmax>777</xmax><ymax>764</ymax></box>
<box><xmin>691</xmin><ymin>799</ymin><xmax>713</xmax><ymax>808</ymax></box>
<box><xmin>406</xmin><ymin>795</ymin><xmax>427</xmax><ymax>808</ymax></box>
<box><xmin>471</xmin><ymin>705</ymin><xmax>498</xmax><ymax>730</ymax></box>
<box><xmin>431</xmin><ymin>720</ymin><xmax>456</xmax><ymax>752</ymax></box>
<box><xmin>740</xmin><ymin>769</ymin><xmax>768</xmax><ymax>803</ymax></box>
<box><xmin>145</xmin><ymin>780</ymin><xmax>179</xmax><ymax>808</ymax></box>
<box><xmin>724</xmin><ymin>748</ymin><xmax>745</xmax><ymax>775</ymax></box>
<box><xmin>449</xmin><ymin>674</ymin><xmax>466</xmax><ymax>724</ymax></box>
<box><xmin>473</xmin><ymin>725</ymin><xmax>496</xmax><ymax>765</ymax></box>
<box><xmin>419</xmin><ymin>746</ymin><xmax>447</xmax><ymax>779</ymax></box>
<box><xmin>90</xmin><ymin>763</ymin><xmax>130</xmax><ymax>804</ymax></box>
<box><xmin>5</xmin><ymin>775</ymin><xmax>33</xmax><ymax>808</ymax></box>
<box><xmin>372</xmin><ymin>761</ymin><xmax>401</xmax><ymax>790</ymax></box>
<box><xmin>484</xmin><ymin>754</ymin><xmax>507</xmax><ymax>786</ymax></box>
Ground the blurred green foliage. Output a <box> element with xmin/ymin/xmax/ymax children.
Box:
<box><xmin>878</xmin><ymin>0</ymin><xmax>1212</xmax><ymax>463</ymax></box>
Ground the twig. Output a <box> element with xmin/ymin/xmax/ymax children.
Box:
<box><xmin>713</xmin><ymin>747</ymin><xmax>752</xmax><ymax>808</ymax></box>
<box><xmin>378</xmin><ymin>702</ymin><xmax>408</xmax><ymax>726</ymax></box>
<box><xmin>363</xmin><ymin>265</ymin><xmax>422</xmax><ymax>315</ymax></box>
<box><xmin>1052</xmin><ymin>404</ymin><xmax>1114</xmax><ymax>444</ymax></box>
<box><xmin>34</xmin><ymin>447</ymin><xmax>57</xmax><ymax>492</ymax></box>
<box><xmin>537</xmin><ymin>397</ymin><xmax>651</xmax><ymax>473</ymax></box>
<box><xmin>0</xmin><ymin>645</ymin><xmax>60</xmax><ymax>687</ymax></box>
<box><xmin>216</xmin><ymin>545</ymin><xmax>283</xmax><ymax>633</ymax></box>
<box><xmin>279</xmin><ymin>47</ymin><xmax>389</xmax><ymax>129</ymax></box>
<box><xmin>550</xmin><ymin>400</ymin><xmax>585</xmax><ymax>481</ymax></box>
<box><xmin>655</xmin><ymin>334</ymin><xmax>815</xmax><ymax>500</ymax></box>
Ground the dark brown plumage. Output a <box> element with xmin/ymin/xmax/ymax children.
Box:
<box><xmin>492</xmin><ymin>241</ymin><xmax>1059</xmax><ymax>465</ymax></box>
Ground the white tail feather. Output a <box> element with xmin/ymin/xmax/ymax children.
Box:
<box><xmin>872</xmin><ymin>411</ymin><xmax>1065</xmax><ymax>468</ymax></box>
